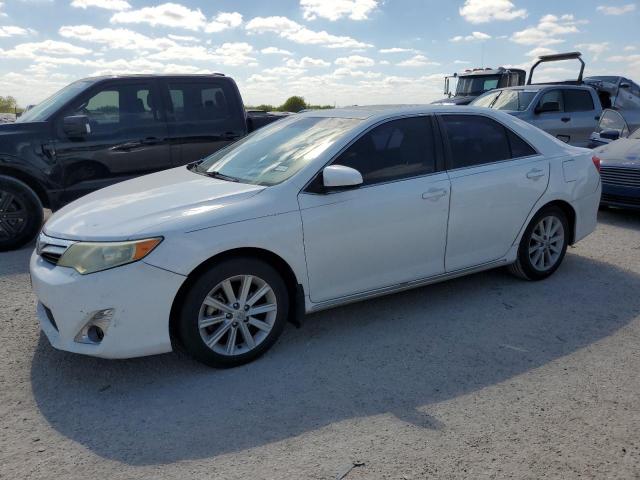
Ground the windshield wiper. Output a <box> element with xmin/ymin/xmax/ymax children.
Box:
<box><xmin>201</xmin><ymin>170</ymin><xmax>240</xmax><ymax>182</ymax></box>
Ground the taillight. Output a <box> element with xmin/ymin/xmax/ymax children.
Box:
<box><xmin>592</xmin><ymin>155</ymin><xmax>601</xmax><ymax>173</ymax></box>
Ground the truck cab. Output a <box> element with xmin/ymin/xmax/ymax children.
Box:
<box><xmin>432</xmin><ymin>67</ymin><xmax>526</xmax><ymax>105</ymax></box>
<box><xmin>0</xmin><ymin>74</ymin><xmax>281</xmax><ymax>251</ymax></box>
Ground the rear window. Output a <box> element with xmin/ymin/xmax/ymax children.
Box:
<box><xmin>167</xmin><ymin>81</ymin><xmax>237</xmax><ymax>123</ymax></box>
<box><xmin>563</xmin><ymin>90</ymin><xmax>594</xmax><ymax>112</ymax></box>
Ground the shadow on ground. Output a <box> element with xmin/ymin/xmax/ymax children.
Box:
<box><xmin>29</xmin><ymin>251</ymin><xmax>640</xmax><ymax>465</ymax></box>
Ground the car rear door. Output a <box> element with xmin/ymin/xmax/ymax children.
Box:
<box><xmin>54</xmin><ymin>79</ymin><xmax>172</xmax><ymax>204</ymax></box>
<box><xmin>561</xmin><ymin>88</ymin><xmax>601</xmax><ymax>148</ymax></box>
<box><xmin>439</xmin><ymin>114</ymin><xmax>549</xmax><ymax>272</ymax></box>
<box><xmin>298</xmin><ymin>115</ymin><xmax>450</xmax><ymax>303</ymax></box>
<box><xmin>161</xmin><ymin>78</ymin><xmax>248</xmax><ymax>166</ymax></box>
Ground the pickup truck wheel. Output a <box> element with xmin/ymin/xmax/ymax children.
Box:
<box><xmin>0</xmin><ymin>175</ymin><xmax>43</xmax><ymax>252</ymax></box>
<box><xmin>178</xmin><ymin>258</ymin><xmax>289</xmax><ymax>368</ymax></box>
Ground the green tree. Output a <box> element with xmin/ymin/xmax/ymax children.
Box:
<box><xmin>0</xmin><ymin>95</ymin><xmax>18</xmax><ymax>113</ymax></box>
<box><xmin>280</xmin><ymin>96</ymin><xmax>306</xmax><ymax>113</ymax></box>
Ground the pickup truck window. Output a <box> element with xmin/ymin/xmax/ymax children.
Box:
<box><xmin>195</xmin><ymin>116</ymin><xmax>361</xmax><ymax>186</ymax></box>
<box><xmin>563</xmin><ymin>90</ymin><xmax>594</xmax><ymax>112</ymax></box>
<box><xmin>16</xmin><ymin>80</ymin><xmax>92</xmax><ymax>123</ymax></box>
<box><xmin>168</xmin><ymin>82</ymin><xmax>233</xmax><ymax>122</ymax></box>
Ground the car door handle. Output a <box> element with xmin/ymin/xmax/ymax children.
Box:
<box><xmin>561</xmin><ymin>117</ymin><xmax>571</xmax><ymax>123</ymax></box>
<box><xmin>526</xmin><ymin>168</ymin><xmax>545</xmax><ymax>180</ymax></box>
<box><xmin>422</xmin><ymin>188</ymin><xmax>448</xmax><ymax>200</ymax></box>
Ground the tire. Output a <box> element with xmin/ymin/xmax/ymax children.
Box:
<box><xmin>0</xmin><ymin>175</ymin><xmax>44</xmax><ymax>252</ymax></box>
<box><xmin>508</xmin><ymin>206</ymin><xmax>569</xmax><ymax>281</ymax></box>
<box><xmin>178</xmin><ymin>258</ymin><xmax>289</xmax><ymax>368</ymax></box>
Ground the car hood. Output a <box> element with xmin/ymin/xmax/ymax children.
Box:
<box><xmin>596</xmin><ymin>138</ymin><xmax>640</xmax><ymax>168</ymax></box>
<box><xmin>0</xmin><ymin>121</ymin><xmax>47</xmax><ymax>136</ymax></box>
<box><xmin>44</xmin><ymin>166</ymin><xmax>266</xmax><ymax>241</ymax></box>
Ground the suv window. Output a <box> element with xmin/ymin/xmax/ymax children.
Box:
<box><xmin>442</xmin><ymin>115</ymin><xmax>512</xmax><ymax>168</ymax></box>
<box><xmin>563</xmin><ymin>89</ymin><xmax>594</xmax><ymax>112</ymax></box>
<box><xmin>168</xmin><ymin>82</ymin><xmax>232</xmax><ymax>122</ymax></box>
<box><xmin>334</xmin><ymin>116</ymin><xmax>436</xmax><ymax>185</ymax></box>
<box><xmin>538</xmin><ymin>90</ymin><xmax>563</xmax><ymax>112</ymax></box>
<box><xmin>70</xmin><ymin>83</ymin><xmax>158</xmax><ymax>133</ymax></box>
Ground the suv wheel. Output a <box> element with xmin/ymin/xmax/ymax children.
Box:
<box><xmin>0</xmin><ymin>175</ymin><xmax>43</xmax><ymax>252</ymax></box>
<box><xmin>508</xmin><ymin>206</ymin><xmax>569</xmax><ymax>281</ymax></box>
<box><xmin>178</xmin><ymin>258</ymin><xmax>289</xmax><ymax>368</ymax></box>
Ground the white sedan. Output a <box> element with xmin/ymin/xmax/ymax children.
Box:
<box><xmin>30</xmin><ymin>106</ymin><xmax>601</xmax><ymax>367</ymax></box>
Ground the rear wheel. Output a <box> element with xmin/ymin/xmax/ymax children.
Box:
<box><xmin>0</xmin><ymin>175</ymin><xmax>43</xmax><ymax>252</ymax></box>
<box><xmin>508</xmin><ymin>206</ymin><xmax>569</xmax><ymax>281</ymax></box>
<box><xmin>178</xmin><ymin>258</ymin><xmax>289</xmax><ymax>368</ymax></box>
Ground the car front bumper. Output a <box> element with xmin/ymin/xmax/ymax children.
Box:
<box><xmin>601</xmin><ymin>183</ymin><xmax>640</xmax><ymax>210</ymax></box>
<box><xmin>30</xmin><ymin>251</ymin><xmax>186</xmax><ymax>359</ymax></box>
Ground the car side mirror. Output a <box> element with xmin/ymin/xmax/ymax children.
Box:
<box><xmin>63</xmin><ymin>115</ymin><xmax>90</xmax><ymax>138</ymax></box>
<box><xmin>322</xmin><ymin>165</ymin><xmax>363</xmax><ymax>190</ymax></box>
<box><xmin>600</xmin><ymin>128</ymin><xmax>621</xmax><ymax>141</ymax></box>
<box><xmin>620</xmin><ymin>82</ymin><xmax>630</xmax><ymax>89</ymax></box>
<box><xmin>535</xmin><ymin>101</ymin><xmax>560</xmax><ymax>114</ymax></box>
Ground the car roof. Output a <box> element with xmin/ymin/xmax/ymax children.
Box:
<box><xmin>298</xmin><ymin>104</ymin><xmax>510</xmax><ymax>120</ymax></box>
<box><xmin>78</xmin><ymin>73</ymin><xmax>229</xmax><ymax>83</ymax></box>
<box><xmin>490</xmin><ymin>84</ymin><xmax>592</xmax><ymax>93</ymax></box>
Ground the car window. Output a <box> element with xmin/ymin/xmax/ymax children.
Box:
<box><xmin>168</xmin><ymin>82</ymin><xmax>233</xmax><ymax>122</ymax></box>
<box><xmin>507</xmin><ymin>130</ymin><xmax>537</xmax><ymax>158</ymax></box>
<box><xmin>630</xmin><ymin>127</ymin><xmax>640</xmax><ymax>140</ymax></box>
<box><xmin>333</xmin><ymin>116</ymin><xmax>436</xmax><ymax>185</ymax></box>
<box><xmin>537</xmin><ymin>90</ymin><xmax>563</xmax><ymax>112</ymax></box>
<box><xmin>441</xmin><ymin>115</ymin><xmax>514</xmax><ymax>168</ymax></box>
<box><xmin>563</xmin><ymin>89</ymin><xmax>594</xmax><ymax>112</ymax></box>
<box><xmin>472</xmin><ymin>91</ymin><xmax>501</xmax><ymax>108</ymax></box>
<box><xmin>598</xmin><ymin>110</ymin><xmax>629</xmax><ymax>137</ymax></box>
<box><xmin>68</xmin><ymin>82</ymin><xmax>159</xmax><ymax>133</ymax></box>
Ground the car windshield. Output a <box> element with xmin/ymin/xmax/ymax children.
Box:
<box><xmin>631</xmin><ymin>127</ymin><xmax>640</xmax><ymax>140</ymax></box>
<box><xmin>195</xmin><ymin>116</ymin><xmax>361</xmax><ymax>186</ymax></box>
<box><xmin>471</xmin><ymin>89</ymin><xmax>536</xmax><ymax>111</ymax></box>
<box><xmin>455</xmin><ymin>75</ymin><xmax>500</xmax><ymax>96</ymax></box>
<box><xmin>16</xmin><ymin>80</ymin><xmax>92</xmax><ymax>123</ymax></box>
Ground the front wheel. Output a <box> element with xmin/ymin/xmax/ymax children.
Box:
<box><xmin>0</xmin><ymin>175</ymin><xmax>43</xmax><ymax>252</ymax></box>
<box><xmin>178</xmin><ymin>258</ymin><xmax>289</xmax><ymax>368</ymax></box>
<box><xmin>508</xmin><ymin>206</ymin><xmax>569</xmax><ymax>281</ymax></box>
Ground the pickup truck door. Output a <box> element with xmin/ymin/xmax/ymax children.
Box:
<box><xmin>160</xmin><ymin>79</ymin><xmax>248</xmax><ymax>166</ymax></box>
<box><xmin>54</xmin><ymin>79</ymin><xmax>172</xmax><ymax>204</ymax></box>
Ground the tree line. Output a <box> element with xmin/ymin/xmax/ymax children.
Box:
<box><xmin>248</xmin><ymin>96</ymin><xmax>333</xmax><ymax>113</ymax></box>
<box><xmin>0</xmin><ymin>95</ymin><xmax>21</xmax><ymax>114</ymax></box>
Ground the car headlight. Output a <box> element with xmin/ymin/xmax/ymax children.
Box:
<box><xmin>58</xmin><ymin>238</ymin><xmax>163</xmax><ymax>274</ymax></box>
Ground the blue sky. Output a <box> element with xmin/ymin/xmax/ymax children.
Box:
<box><xmin>0</xmin><ymin>0</ymin><xmax>638</xmax><ymax>107</ymax></box>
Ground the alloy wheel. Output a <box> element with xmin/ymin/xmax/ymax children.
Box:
<box><xmin>198</xmin><ymin>275</ymin><xmax>278</xmax><ymax>356</ymax></box>
<box><xmin>0</xmin><ymin>190</ymin><xmax>28</xmax><ymax>239</ymax></box>
<box><xmin>528</xmin><ymin>215</ymin><xmax>565</xmax><ymax>272</ymax></box>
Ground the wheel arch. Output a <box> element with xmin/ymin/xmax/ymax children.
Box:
<box><xmin>0</xmin><ymin>166</ymin><xmax>50</xmax><ymax>208</ymax></box>
<box><xmin>533</xmin><ymin>199</ymin><xmax>577</xmax><ymax>244</ymax></box>
<box><xmin>169</xmin><ymin>247</ymin><xmax>304</xmax><ymax>348</ymax></box>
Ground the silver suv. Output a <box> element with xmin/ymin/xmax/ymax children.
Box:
<box><xmin>471</xmin><ymin>85</ymin><xmax>602</xmax><ymax>147</ymax></box>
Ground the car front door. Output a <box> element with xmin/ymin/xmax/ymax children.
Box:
<box><xmin>162</xmin><ymin>79</ymin><xmax>247</xmax><ymax>166</ymax></box>
<box><xmin>298</xmin><ymin>116</ymin><xmax>450</xmax><ymax>304</ymax></box>
<box><xmin>54</xmin><ymin>79</ymin><xmax>172</xmax><ymax>204</ymax></box>
<box><xmin>528</xmin><ymin>89</ymin><xmax>573</xmax><ymax>144</ymax></box>
<box><xmin>439</xmin><ymin>114</ymin><xmax>549</xmax><ymax>272</ymax></box>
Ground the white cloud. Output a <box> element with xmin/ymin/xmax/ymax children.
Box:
<box><xmin>205</xmin><ymin>12</ymin><xmax>243</xmax><ymax>33</ymax></box>
<box><xmin>261</xmin><ymin>47</ymin><xmax>293</xmax><ymax>55</ymax></box>
<box><xmin>168</xmin><ymin>34</ymin><xmax>198</xmax><ymax>42</ymax></box>
<box><xmin>511</xmin><ymin>14</ymin><xmax>584</xmax><ymax>46</ymax></box>
<box><xmin>0</xmin><ymin>1</ymin><xmax>5</xmax><ymax>17</ymax></box>
<box><xmin>450</xmin><ymin>31</ymin><xmax>491</xmax><ymax>42</ymax></box>
<box><xmin>459</xmin><ymin>0</ymin><xmax>527</xmax><ymax>23</ymax></box>
<box><xmin>397</xmin><ymin>54</ymin><xmax>439</xmax><ymax>67</ymax></box>
<box><xmin>525</xmin><ymin>47</ymin><xmax>557</xmax><ymax>57</ymax></box>
<box><xmin>379</xmin><ymin>47</ymin><xmax>418</xmax><ymax>54</ymax></box>
<box><xmin>0</xmin><ymin>26</ymin><xmax>33</xmax><ymax>37</ymax></box>
<box><xmin>300</xmin><ymin>0</ymin><xmax>378</xmax><ymax>21</ymax></box>
<box><xmin>596</xmin><ymin>4</ymin><xmax>636</xmax><ymax>15</ymax></box>
<box><xmin>575</xmin><ymin>42</ymin><xmax>609</xmax><ymax>61</ymax></box>
<box><xmin>286</xmin><ymin>56</ymin><xmax>331</xmax><ymax>68</ymax></box>
<box><xmin>59</xmin><ymin>25</ymin><xmax>175</xmax><ymax>51</ymax></box>
<box><xmin>262</xmin><ymin>66</ymin><xmax>306</xmax><ymax>77</ymax></box>
<box><xmin>245</xmin><ymin>16</ymin><xmax>372</xmax><ymax>49</ymax></box>
<box><xmin>331</xmin><ymin>68</ymin><xmax>381</xmax><ymax>79</ymax></box>
<box><xmin>0</xmin><ymin>40</ymin><xmax>91</xmax><ymax>58</ymax></box>
<box><xmin>71</xmin><ymin>0</ymin><xmax>131</xmax><ymax>11</ymax></box>
<box><xmin>111</xmin><ymin>2</ymin><xmax>206</xmax><ymax>31</ymax></box>
<box><xmin>624</xmin><ymin>46</ymin><xmax>637</xmax><ymax>52</ymax></box>
<box><xmin>147</xmin><ymin>42</ymin><xmax>257</xmax><ymax>67</ymax></box>
<box><xmin>453</xmin><ymin>60</ymin><xmax>471</xmax><ymax>64</ymax></box>
<box><xmin>335</xmin><ymin>55</ymin><xmax>375</xmax><ymax>67</ymax></box>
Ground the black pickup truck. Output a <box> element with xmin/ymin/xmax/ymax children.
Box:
<box><xmin>0</xmin><ymin>74</ymin><xmax>283</xmax><ymax>251</ymax></box>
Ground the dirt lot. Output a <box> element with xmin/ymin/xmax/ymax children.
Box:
<box><xmin>1</xmin><ymin>208</ymin><xmax>639</xmax><ymax>479</ymax></box>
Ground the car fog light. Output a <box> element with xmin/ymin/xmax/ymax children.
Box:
<box><xmin>74</xmin><ymin>308</ymin><xmax>113</xmax><ymax>345</ymax></box>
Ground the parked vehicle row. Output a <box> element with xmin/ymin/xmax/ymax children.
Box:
<box><xmin>30</xmin><ymin>106</ymin><xmax>602</xmax><ymax>367</ymax></box>
<box><xmin>0</xmin><ymin>74</ymin><xmax>283</xmax><ymax>251</ymax></box>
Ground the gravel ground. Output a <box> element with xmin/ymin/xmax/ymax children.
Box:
<box><xmin>1</xmin><ymin>208</ymin><xmax>639</xmax><ymax>480</ymax></box>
